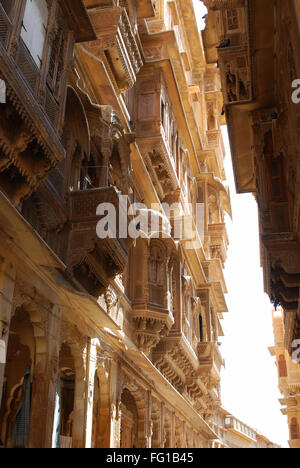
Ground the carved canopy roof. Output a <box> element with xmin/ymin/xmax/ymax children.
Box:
<box><xmin>61</xmin><ymin>0</ymin><xmax>97</xmax><ymax>43</ymax></box>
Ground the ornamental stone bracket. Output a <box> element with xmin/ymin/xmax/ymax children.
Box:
<box><xmin>141</xmin><ymin>141</ymin><xmax>181</xmax><ymax>202</ymax></box>
<box><xmin>203</xmin><ymin>0</ymin><xmax>252</xmax><ymax>104</ymax></box>
<box><xmin>152</xmin><ymin>338</ymin><xmax>200</xmax><ymax>401</ymax></box>
<box><xmin>262</xmin><ymin>233</ymin><xmax>300</xmax><ymax>315</ymax></box>
<box><xmin>132</xmin><ymin>309</ymin><xmax>174</xmax><ymax>354</ymax></box>
<box><xmin>83</xmin><ymin>6</ymin><xmax>143</xmax><ymax>93</ymax></box>
<box><xmin>0</xmin><ymin>93</ymin><xmax>59</xmax><ymax>205</ymax></box>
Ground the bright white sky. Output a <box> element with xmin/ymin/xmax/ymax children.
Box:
<box><xmin>192</xmin><ymin>0</ymin><xmax>290</xmax><ymax>448</ymax></box>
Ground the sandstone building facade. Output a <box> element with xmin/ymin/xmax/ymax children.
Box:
<box><xmin>270</xmin><ymin>308</ymin><xmax>300</xmax><ymax>449</ymax></box>
<box><xmin>203</xmin><ymin>0</ymin><xmax>300</xmax><ymax>357</ymax></box>
<box><xmin>0</xmin><ymin>0</ymin><xmax>281</xmax><ymax>450</ymax></box>
<box><xmin>0</xmin><ymin>0</ymin><xmax>232</xmax><ymax>448</ymax></box>
<box><xmin>210</xmin><ymin>408</ymin><xmax>281</xmax><ymax>449</ymax></box>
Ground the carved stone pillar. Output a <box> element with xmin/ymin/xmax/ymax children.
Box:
<box><xmin>161</xmin><ymin>403</ymin><xmax>165</xmax><ymax>448</ymax></box>
<box><xmin>110</xmin><ymin>360</ymin><xmax>121</xmax><ymax>448</ymax></box>
<box><xmin>0</xmin><ymin>257</ymin><xmax>16</xmax><ymax>407</ymax></box>
<box><xmin>28</xmin><ymin>304</ymin><xmax>61</xmax><ymax>448</ymax></box>
<box><xmin>171</xmin><ymin>411</ymin><xmax>176</xmax><ymax>448</ymax></box>
<box><xmin>146</xmin><ymin>390</ymin><xmax>152</xmax><ymax>448</ymax></box>
<box><xmin>85</xmin><ymin>339</ymin><xmax>98</xmax><ymax>448</ymax></box>
<box><xmin>152</xmin><ymin>400</ymin><xmax>165</xmax><ymax>448</ymax></box>
<box><xmin>182</xmin><ymin>421</ymin><xmax>187</xmax><ymax>448</ymax></box>
<box><xmin>72</xmin><ymin>346</ymin><xmax>88</xmax><ymax>448</ymax></box>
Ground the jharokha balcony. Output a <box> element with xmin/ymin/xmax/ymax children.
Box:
<box><xmin>197</xmin><ymin>341</ymin><xmax>224</xmax><ymax>383</ymax></box>
<box><xmin>83</xmin><ymin>1</ymin><xmax>144</xmax><ymax>93</ymax></box>
<box><xmin>128</xmin><ymin>237</ymin><xmax>176</xmax><ymax>354</ymax></box>
<box><xmin>67</xmin><ymin>186</ymin><xmax>132</xmax><ymax>298</ymax></box>
<box><xmin>0</xmin><ymin>0</ymin><xmax>95</xmax><ymax>205</ymax></box>
<box><xmin>134</xmin><ymin>68</ymin><xmax>181</xmax><ymax>203</ymax></box>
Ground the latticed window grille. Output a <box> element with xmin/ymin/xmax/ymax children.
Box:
<box><xmin>47</xmin><ymin>22</ymin><xmax>67</xmax><ymax>99</ymax></box>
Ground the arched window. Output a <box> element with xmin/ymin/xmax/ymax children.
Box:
<box><xmin>120</xmin><ymin>389</ymin><xmax>138</xmax><ymax>448</ymax></box>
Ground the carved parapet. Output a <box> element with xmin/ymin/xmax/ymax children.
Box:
<box><xmin>84</xmin><ymin>6</ymin><xmax>143</xmax><ymax>92</ymax></box>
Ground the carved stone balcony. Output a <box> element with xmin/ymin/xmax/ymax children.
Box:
<box><xmin>197</xmin><ymin>342</ymin><xmax>224</xmax><ymax>383</ymax></box>
<box><xmin>262</xmin><ymin>234</ymin><xmax>300</xmax><ymax>327</ymax></box>
<box><xmin>151</xmin><ymin>333</ymin><xmax>224</xmax><ymax>412</ymax></box>
<box><xmin>129</xmin><ymin>238</ymin><xmax>175</xmax><ymax>354</ymax></box>
<box><xmin>84</xmin><ymin>5</ymin><xmax>143</xmax><ymax>93</ymax></box>
<box><xmin>203</xmin><ymin>1</ymin><xmax>252</xmax><ymax>105</ymax></box>
<box><xmin>208</xmin><ymin>223</ymin><xmax>229</xmax><ymax>266</ymax></box>
<box><xmin>153</xmin><ymin>335</ymin><xmax>200</xmax><ymax>397</ymax></box>
<box><xmin>0</xmin><ymin>1</ymin><xmax>95</xmax><ymax>205</ymax></box>
<box><xmin>202</xmin><ymin>259</ymin><xmax>228</xmax><ymax>314</ymax></box>
<box><xmin>134</xmin><ymin>70</ymin><xmax>180</xmax><ymax>202</ymax></box>
<box><xmin>67</xmin><ymin>186</ymin><xmax>132</xmax><ymax>297</ymax></box>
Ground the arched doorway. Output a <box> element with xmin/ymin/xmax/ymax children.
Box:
<box><xmin>52</xmin><ymin>344</ymin><xmax>76</xmax><ymax>448</ymax></box>
<box><xmin>120</xmin><ymin>388</ymin><xmax>139</xmax><ymax>448</ymax></box>
<box><xmin>0</xmin><ymin>307</ymin><xmax>34</xmax><ymax>448</ymax></box>
<box><xmin>91</xmin><ymin>363</ymin><xmax>111</xmax><ymax>448</ymax></box>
